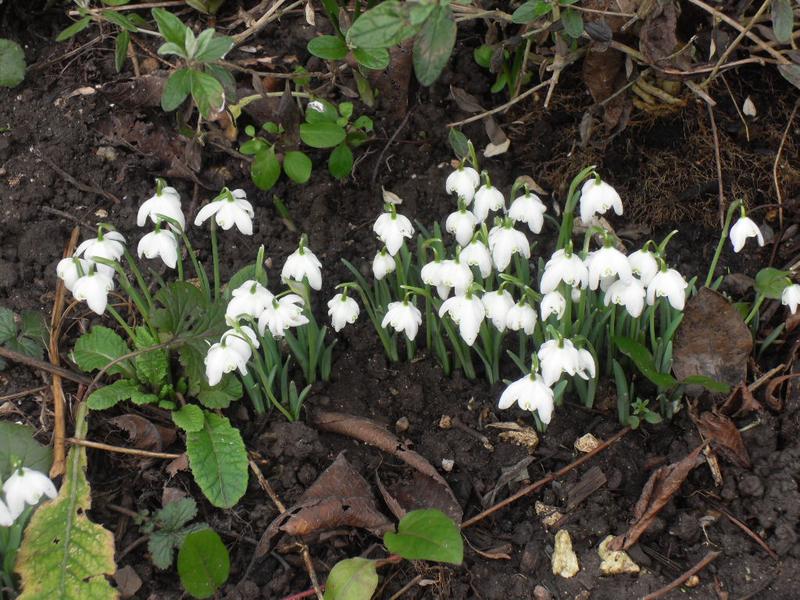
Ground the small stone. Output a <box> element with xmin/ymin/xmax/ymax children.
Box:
<box><xmin>598</xmin><ymin>535</ymin><xmax>640</xmax><ymax>575</ymax></box>
<box><xmin>574</xmin><ymin>433</ymin><xmax>600</xmax><ymax>453</ymax></box>
<box><xmin>552</xmin><ymin>529</ymin><xmax>580</xmax><ymax>578</ymax></box>
<box><xmin>395</xmin><ymin>416</ymin><xmax>410</xmax><ymax>434</ymax></box>
<box><xmin>533</xmin><ymin>585</ymin><xmax>553</xmax><ymax>600</ymax></box>
<box><xmin>685</xmin><ymin>575</ymin><xmax>700</xmax><ymax>587</ymax></box>
<box><xmin>441</xmin><ymin>458</ymin><xmax>454</xmax><ymax>472</ymax></box>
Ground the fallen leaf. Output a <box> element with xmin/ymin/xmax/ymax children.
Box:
<box><xmin>552</xmin><ymin>529</ymin><xmax>580</xmax><ymax>578</ymax></box>
<box><xmin>166</xmin><ymin>453</ymin><xmax>189</xmax><ymax>476</ymax></box>
<box><xmin>764</xmin><ymin>373</ymin><xmax>800</xmax><ymax>411</ymax></box>
<box><xmin>376</xmin><ymin>470</ymin><xmax>463</xmax><ymax>524</ymax></box>
<box><xmin>597</xmin><ymin>535</ymin><xmax>639</xmax><ymax>575</ymax></box>
<box><xmin>110</xmin><ymin>415</ymin><xmax>174</xmax><ymax>452</ymax></box>
<box><xmin>692</xmin><ymin>410</ymin><xmax>751</xmax><ymax>468</ymax></box>
<box><xmin>719</xmin><ymin>383</ymin><xmax>762</xmax><ymax>417</ymax></box>
<box><xmin>639</xmin><ymin>1</ymin><xmax>690</xmax><ymax>70</ymax></box>
<box><xmin>114</xmin><ymin>565</ymin><xmax>142</xmax><ymax>599</ymax></box>
<box><xmin>482</xmin><ymin>456</ymin><xmax>535</xmax><ymax>507</ymax></box>
<box><xmin>742</xmin><ymin>96</ymin><xmax>757</xmax><ymax>117</ymax></box>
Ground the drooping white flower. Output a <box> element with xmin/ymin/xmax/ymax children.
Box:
<box><xmin>646</xmin><ymin>268</ymin><xmax>688</xmax><ymax>310</ymax></box>
<box><xmin>604</xmin><ymin>278</ymin><xmax>646</xmax><ymax>318</ymax></box>
<box><xmin>194</xmin><ymin>189</ymin><xmax>254</xmax><ymax>235</ymax></box>
<box><xmin>373</xmin><ymin>249</ymin><xmax>396</xmax><ymax>280</ymax></box>
<box><xmin>540</xmin><ymin>291</ymin><xmax>566</xmax><ymax>321</ymax></box>
<box><xmin>56</xmin><ymin>257</ymin><xmax>93</xmax><ymax>292</ymax></box>
<box><xmin>2</xmin><ymin>467</ymin><xmax>58</xmax><ymax>520</ymax></box>
<box><xmin>204</xmin><ymin>330</ymin><xmax>255</xmax><ymax>386</ymax></box>
<box><xmin>482</xmin><ymin>289</ymin><xmax>515</xmax><ymax>331</ymax></box>
<box><xmin>445</xmin><ymin>166</ymin><xmax>480</xmax><ymax>203</ymax></box>
<box><xmin>220</xmin><ymin>326</ymin><xmax>259</xmax><ymax>361</ymax></box>
<box><xmin>538</xmin><ymin>338</ymin><xmax>581</xmax><ymax>386</ymax></box>
<box><xmin>488</xmin><ymin>224</ymin><xmax>530</xmax><ymax>272</ymax></box>
<box><xmin>438</xmin><ymin>259</ymin><xmax>473</xmax><ymax>297</ymax></box>
<box><xmin>446</xmin><ymin>209</ymin><xmax>477</xmax><ymax>247</ymax></box>
<box><xmin>576</xmin><ymin>348</ymin><xmax>596</xmax><ymax>380</ymax></box>
<box><xmin>137</xmin><ymin>229</ymin><xmax>179</xmax><ymax>269</ymax></box>
<box><xmin>628</xmin><ymin>248</ymin><xmax>659</xmax><ymax>285</ymax></box>
<box><xmin>472</xmin><ymin>184</ymin><xmax>505</xmax><ymax>223</ymax></box>
<box><xmin>571</xmin><ymin>287</ymin><xmax>582</xmax><ymax>303</ymax></box>
<box><xmin>0</xmin><ymin>497</ymin><xmax>13</xmax><ymax>526</ymax></box>
<box><xmin>439</xmin><ymin>294</ymin><xmax>485</xmax><ymax>346</ymax></box>
<box><xmin>373</xmin><ymin>211</ymin><xmax>413</xmax><ymax>256</ymax></box>
<box><xmin>498</xmin><ymin>373</ymin><xmax>555</xmax><ymax>424</ymax></box>
<box><xmin>730</xmin><ymin>216</ymin><xmax>764</xmax><ymax>253</ymax></box>
<box><xmin>579</xmin><ymin>178</ymin><xmax>623</xmax><ymax>225</ymax></box>
<box><xmin>328</xmin><ymin>294</ymin><xmax>360</xmax><ymax>332</ymax></box>
<box><xmin>72</xmin><ymin>270</ymin><xmax>114</xmax><ymax>315</ymax></box>
<box><xmin>281</xmin><ymin>244</ymin><xmax>322</xmax><ymax>290</ymax></box>
<box><xmin>508</xmin><ymin>192</ymin><xmax>547</xmax><ymax>234</ymax></box>
<box><xmin>75</xmin><ymin>230</ymin><xmax>126</xmax><ymax>263</ymax></box>
<box><xmin>506</xmin><ymin>302</ymin><xmax>537</xmax><ymax>335</ymax></box>
<box><xmin>137</xmin><ymin>185</ymin><xmax>185</xmax><ymax>231</ymax></box>
<box><xmin>540</xmin><ymin>249</ymin><xmax>589</xmax><ymax>293</ymax></box>
<box><xmin>421</xmin><ymin>260</ymin><xmax>443</xmax><ymax>287</ymax></box>
<box><xmin>781</xmin><ymin>283</ymin><xmax>800</xmax><ymax>314</ymax></box>
<box><xmin>258</xmin><ymin>295</ymin><xmax>309</xmax><ymax>338</ymax></box>
<box><xmin>586</xmin><ymin>246</ymin><xmax>632</xmax><ymax>290</ymax></box>
<box><xmin>460</xmin><ymin>240</ymin><xmax>493</xmax><ymax>278</ymax></box>
<box><xmin>226</xmin><ymin>280</ymin><xmax>273</xmax><ymax>324</ymax></box>
<box><xmin>382</xmin><ymin>301</ymin><xmax>422</xmax><ymax>340</ymax></box>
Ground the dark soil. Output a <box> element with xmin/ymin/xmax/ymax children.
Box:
<box><xmin>2</xmin><ymin>2</ymin><xmax>800</xmax><ymax>599</ymax></box>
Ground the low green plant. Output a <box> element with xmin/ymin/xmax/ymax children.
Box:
<box><xmin>0</xmin><ymin>39</ymin><xmax>26</xmax><ymax>88</ymax></box>
<box><xmin>0</xmin><ymin>308</ymin><xmax>48</xmax><ymax>370</ymax></box>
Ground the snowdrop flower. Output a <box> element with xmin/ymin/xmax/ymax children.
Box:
<box><xmin>3</xmin><ymin>467</ymin><xmax>58</xmax><ymax>520</ymax></box>
<box><xmin>137</xmin><ymin>183</ymin><xmax>185</xmax><ymax>231</ymax></box>
<box><xmin>258</xmin><ymin>295</ymin><xmax>309</xmax><ymax>338</ymax></box>
<box><xmin>446</xmin><ymin>166</ymin><xmax>480</xmax><ymax>203</ymax></box>
<box><xmin>421</xmin><ymin>259</ymin><xmax>443</xmax><ymax>287</ymax></box>
<box><xmin>508</xmin><ymin>192</ymin><xmax>547</xmax><ymax>234</ymax></box>
<box><xmin>281</xmin><ymin>239</ymin><xmax>322</xmax><ymax>290</ymax></box>
<box><xmin>730</xmin><ymin>215</ymin><xmax>764</xmax><ymax>253</ymax></box>
<box><xmin>194</xmin><ymin>188</ymin><xmax>254</xmax><ymax>235</ymax></box>
<box><xmin>579</xmin><ymin>177</ymin><xmax>623</xmax><ymax>225</ymax></box>
<box><xmin>472</xmin><ymin>184</ymin><xmax>505</xmax><ymax>223</ymax></box>
<box><xmin>75</xmin><ymin>230</ymin><xmax>126</xmax><ymax>263</ymax></box>
<box><xmin>446</xmin><ymin>208</ymin><xmax>477</xmax><ymax>247</ymax></box>
<box><xmin>72</xmin><ymin>270</ymin><xmax>114</xmax><ymax>315</ymax></box>
<box><xmin>373</xmin><ymin>209</ymin><xmax>413</xmax><ymax>256</ymax></box>
<box><xmin>540</xmin><ymin>248</ymin><xmax>589</xmax><ymax>293</ymax></box>
<box><xmin>782</xmin><ymin>283</ymin><xmax>800</xmax><ymax>314</ymax></box>
<box><xmin>482</xmin><ymin>289</ymin><xmax>515</xmax><ymax>331</ymax></box>
<box><xmin>439</xmin><ymin>293</ymin><xmax>485</xmax><ymax>346</ymax></box>
<box><xmin>498</xmin><ymin>373</ymin><xmax>554</xmax><ymax>424</ymax></box>
<box><xmin>628</xmin><ymin>248</ymin><xmax>659</xmax><ymax>285</ymax></box>
<box><xmin>488</xmin><ymin>223</ymin><xmax>530</xmax><ymax>272</ymax></box>
<box><xmin>460</xmin><ymin>239</ymin><xmax>493</xmax><ymax>278</ymax></box>
<box><xmin>56</xmin><ymin>257</ymin><xmax>92</xmax><ymax>292</ymax></box>
<box><xmin>381</xmin><ymin>300</ymin><xmax>422</xmax><ymax>340</ymax></box>
<box><xmin>586</xmin><ymin>246</ymin><xmax>632</xmax><ymax>290</ymax></box>
<box><xmin>220</xmin><ymin>326</ymin><xmax>259</xmax><ymax>361</ymax></box>
<box><xmin>205</xmin><ymin>328</ymin><xmax>258</xmax><ymax>386</ymax></box>
<box><xmin>373</xmin><ymin>249</ymin><xmax>396</xmax><ymax>280</ymax></box>
<box><xmin>438</xmin><ymin>259</ymin><xmax>474</xmax><ymax>297</ymax></box>
<box><xmin>506</xmin><ymin>302</ymin><xmax>537</xmax><ymax>335</ymax></box>
<box><xmin>328</xmin><ymin>293</ymin><xmax>360</xmax><ymax>332</ymax></box>
<box><xmin>604</xmin><ymin>278</ymin><xmax>646</xmax><ymax>318</ymax></box>
<box><xmin>576</xmin><ymin>348</ymin><xmax>596</xmax><ymax>380</ymax></box>
<box><xmin>538</xmin><ymin>338</ymin><xmax>581</xmax><ymax>386</ymax></box>
<box><xmin>571</xmin><ymin>287</ymin><xmax>582</xmax><ymax>303</ymax></box>
<box><xmin>646</xmin><ymin>268</ymin><xmax>688</xmax><ymax>310</ymax></box>
<box><xmin>540</xmin><ymin>291</ymin><xmax>566</xmax><ymax>321</ymax></box>
<box><xmin>0</xmin><ymin>498</ymin><xmax>13</xmax><ymax>526</ymax></box>
<box><xmin>137</xmin><ymin>228</ymin><xmax>179</xmax><ymax>269</ymax></box>
<box><xmin>226</xmin><ymin>280</ymin><xmax>273</xmax><ymax>324</ymax></box>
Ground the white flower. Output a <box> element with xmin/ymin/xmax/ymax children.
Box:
<box><xmin>137</xmin><ymin>229</ymin><xmax>179</xmax><ymax>269</ymax></box>
<box><xmin>646</xmin><ymin>268</ymin><xmax>688</xmax><ymax>310</ymax></box>
<box><xmin>540</xmin><ymin>291</ymin><xmax>566</xmax><ymax>321</ymax></box>
<box><xmin>460</xmin><ymin>240</ymin><xmax>493</xmax><ymax>278</ymax></box>
<box><xmin>381</xmin><ymin>301</ymin><xmax>422</xmax><ymax>340</ymax></box>
<box><xmin>56</xmin><ymin>257</ymin><xmax>93</xmax><ymax>292</ymax></box>
<box><xmin>446</xmin><ymin>209</ymin><xmax>477</xmax><ymax>247</ymax></box>
<box><xmin>281</xmin><ymin>245</ymin><xmax>322</xmax><ymax>290</ymax></box>
<box><xmin>498</xmin><ymin>373</ymin><xmax>554</xmax><ymax>424</ymax></box>
<box><xmin>472</xmin><ymin>184</ymin><xmax>505</xmax><ymax>223</ymax></box>
<box><xmin>538</xmin><ymin>338</ymin><xmax>581</xmax><ymax>386</ymax></box>
<box><xmin>571</xmin><ymin>287</ymin><xmax>582</xmax><ymax>303</ymax></box>
<box><xmin>373</xmin><ymin>211</ymin><xmax>413</xmax><ymax>256</ymax></box>
<box><xmin>629</xmin><ymin>249</ymin><xmax>659</xmax><ymax>285</ymax></box>
<box><xmin>226</xmin><ymin>280</ymin><xmax>273</xmax><ymax>324</ymax></box>
<box><xmin>782</xmin><ymin>283</ymin><xmax>800</xmax><ymax>314</ymax></box>
<box><xmin>221</xmin><ymin>326</ymin><xmax>259</xmax><ymax>361</ymax></box>
<box><xmin>137</xmin><ymin>186</ymin><xmax>185</xmax><ymax>231</ymax></box>
<box><xmin>586</xmin><ymin>246</ymin><xmax>632</xmax><ymax>290</ymax></box>
<box><xmin>194</xmin><ymin>189</ymin><xmax>254</xmax><ymax>235</ymax></box>
<box><xmin>421</xmin><ymin>260</ymin><xmax>443</xmax><ymax>287</ymax></box>
<box><xmin>506</xmin><ymin>302</ymin><xmax>537</xmax><ymax>335</ymax></box>
<box><xmin>438</xmin><ymin>259</ymin><xmax>473</xmax><ymax>297</ymax></box>
<box><xmin>75</xmin><ymin>231</ymin><xmax>126</xmax><ymax>262</ymax></box>
<box><xmin>488</xmin><ymin>224</ymin><xmax>530</xmax><ymax>271</ymax></box>
<box><xmin>258</xmin><ymin>295</ymin><xmax>309</xmax><ymax>338</ymax></box>
<box><xmin>508</xmin><ymin>192</ymin><xmax>546</xmax><ymax>234</ymax></box>
<box><xmin>604</xmin><ymin>278</ymin><xmax>646</xmax><ymax>318</ymax></box>
<box><xmin>328</xmin><ymin>294</ymin><xmax>360</xmax><ymax>332</ymax></box>
<box><xmin>439</xmin><ymin>294</ymin><xmax>485</xmax><ymax>346</ymax></box>
<box><xmin>482</xmin><ymin>289</ymin><xmax>515</xmax><ymax>331</ymax></box>
<box><xmin>540</xmin><ymin>249</ymin><xmax>589</xmax><ymax>293</ymax></box>
<box><xmin>0</xmin><ymin>497</ymin><xmax>13</xmax><ymax>526</ymax></box>
<box><xmin>576</xmin><ymin>348</ymin><xmax>596</xmax><ymax>380</ymax></box>
<box><xmin>205</xmin><ymin>327</ymin><xmax>258</xmax><ymax>386</ymax></box>
<box><xmin>3</xmin><ymin>467</ymin><xmax>58</xmax><ymax>520</ymax></box>
<box><xmin>730</xmin><ymin>216</ymin><xmax>764</xmax><ymax>253</ymax></box>
<box><xmin>580</xmin><ymin>178</ymin><xmax>623</xmax><ymax>225</ymax></box>
<box><xmin>446</xmin><ymin>167</ymin><xmax>480</xmax><ymax>203</ymax></box>
<box><xmin>72</xmin><ymin>270</ymin><xmax>114</xmax><ymax>315</ymax></box>
<box><xmin>373</xmin><ymin>250</ymin><xmax>396</xmax><ymax>280</ymax></box>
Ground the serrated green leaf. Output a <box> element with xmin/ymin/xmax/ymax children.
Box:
<box><xmin>308</xmin><ymin>35</ymin><xmax>348</xmax><ymax>60</ymax></box>
<box><xmin>0</xmin><ymin>39</ymin><xmax>26</xmax><ymax>88</ymax></box>
<box><xmin>384</xmin><ymin>509</ymin><xmax>463</xmax><ymax>565</ymax></box>
<box><xmin>186</xmin><ymin>413</ymin><xmax>248</xmax><ymax>508</ymax></box>
<box><xmin>323</xmin><ymin>558</ymin><xmax>378</xmax><ymax>600</ymax></box>
<box><xmin>772</xmin><ymin>0</ymin><xmax>794</xmax><ymax>44</ymax></box>
<box><xmin>0</xmin><ymin>422</ymin><xmax>52</xmax><ymax>481</ymax></box>
<box><xmin>328</xmin><ymin>143</ymin><xmax>353</xmax><ymax>179</ymax></box>
<box><xmin>347</xmin><ymin>0</ymin><xmax>417</xmax><ymax>48</ymax></box>
<box><xmin>162</xmin><ymin>67</ymin><xmax>192</xmax><ymax>111</ymax></box>
<box><xmin>412</xmin><ymin>5</ymin><xmax>456</xmax><ymax>86</ymax></box>
<box><xmin>283</xmin><ymin>150</ymin><xmax>312</xmax><ymax>184</ymax></box>
<box><xmin>130</xmin><ymin>389</ymin><xmax>160</xmax><ymax>405</ymax></box>
<box><xmin>755</xmin><ymin>267</ymin><xmax>791</xmax><ymax>300</ymax></box>
<box><xmin>148</xmin><ymin>498</ymin><xmax>204</xmax><ymax>569</ymax></box>
<box><xmin>86</xmin><ymin>379</ymin><xmax>138</xmax><ymax>410</ymax></box>
<box><xmin>133</xmin><ymin>327</ymin><xmax>168</xmax><ymax>387</ymax></box>
<box><xmin>56</xmin><ymin>17</ymin><xmax>92</xmax><ymax>42</ymax></box>
<box><xmin>22</xmin><ymin>310</ymin><xmax>48</xmax><ymax>343</ymax></box>
<box><xmin>156</xmin><ymin>497</ymin><xmax>198</xmax><ymax>531</ymax></box>
<box><xmin>0</xmin><ymin>306</ymin><xmax>15</xmax><ymax>344</ymax></box>
<box><xmin>149</xmin><ymin>532</ymin><xmax>178</xmax><ymax>570</ymax></box>
<box><xmin>300</xmin><ymin>122</ymin><xmax>347</xmax><ymax>148</ymax></box>
<box><xmin>178</xmin><ymin>529</ymin><xmax>230</xmax><ymax>599</ymax></box>
<box><xmin>613</xmin><ymin>336</ymin><xmax>677</xmax><ymax>389</ymax></box>
<box><xmin>152</xmin><ymin>7</ymin><xmax>186</xmax><ymax>47</ymax></box>
<box><xmin>251</xmin><ymin>147</ymin><xmax>281</xmax><ymax>190</ymax></box>
<box><xmin>172</xmin><ymin>404</ymin><xmax>205</xmax><ymax>432</ymax></box>
<box><xmin>72</xmin><ymin>326</ymin><xmax>131</xmax><ymax>376</ymax></box>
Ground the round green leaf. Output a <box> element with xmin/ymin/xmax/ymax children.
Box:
<box><xmin>383</xmin><ymin>509</ymin><xmax>464</xmax><ymax>565</ymax></box>
<box><xmin>283</xmin><ymin>151</ymin><xmax>312</xmax><ymax>184</ymax></box>
<box><xmin>755</xmin><ymin>267</ymin><xmax>791</xmax><ymax>300</ymax></box>
<box><xmin>323</xmin><ymin>558</ymin><xmax>378</xmax><ymax>600</ymax></box>
<box><xmin>177</xmin><ymin>529</ymin><xmax>230</xmax><ymax>599</ymax></box>
<box><xmin>0</xmin><ymin>39</ymin><xmax>26</xmax><ymax>88</ymax></box>
<box><xmin>352</xmin><ymin>47</ymin><xmax>390</xmax><ymax>71</ymax></box>
<box><xmin>412</xmin><ymin>5</ymin><xmax>456</xmax><ymax>86</ymax></box>
<box><xmin>328</xmin><ymin>143</ymin><xmax>353</xmax><ymax>179</ymax></box>
<box><xmin>308</xmin><ymin>35</ymin><xmax>348</xmax><ymax>60</ymax></box>
<box><xmin>251</xmin><ymin>147</ymin><xmax>281</xmax><ymax>190</ymax></box>
<box><xmin>473</xmin><ymin>44</ymin><xmax>493</xmax><ymax>68</ymax></box>
<box><xmin>300</xmin><ymin>122</ymin><xmax>347</xmax><ymax>148</ymax></box>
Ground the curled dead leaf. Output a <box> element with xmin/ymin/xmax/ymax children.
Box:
<box><xmin>692</xmin><ymin>410</ymin><xmax>751</xmax><ymax>469</ymax></box>
<box><xmin>110</xmin><ymin>415</ymin><xmax>174</xmax><ymax>452</ymax></box>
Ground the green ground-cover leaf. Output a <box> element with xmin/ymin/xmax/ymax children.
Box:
<box><xmin>177</xmin><ymin>529</ymin><xmax>229</xmax><ymax>598</ymax></box>
<box><xmin>383</xmin><ymin>509</ymin><xmax>463</xmax><ymax>565</ymax></box>
<box><xmin>323</xmin><ymin>558</ymin><xmax>378</xmax><ymax>600</ymax></box>
<box><xmin>0</xmin><ymin>422</ymin><xmax>52</xmax><ymax>481</ymax></box>
<box><xmin>72</xmin><ymin>326</ymin><xmax>132</xmax><ymax>376</ymax></box>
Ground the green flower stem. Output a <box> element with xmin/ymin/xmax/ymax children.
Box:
<box><xmin>210</xmin><ymin>220</ymin><xmax>220</xmax><ymax>301</ymax></box>
<box><xmin>557</xmin><ymin>165</ymin><xmax>596</xmax><ymax>249</ymax></box>
<box><xmin>176</xmin><ymin>251</ymin><xmax>184</xmax><ymax>282</ymax></box>
<box><xmin>239</xmin><ymin>370</ymin><xmax>265</xmax><ymax>414</ymax></box>
<box><xmin>251</xmin><ymin>349</ymin><xmax>292</xmax><ymax>420</ymax></box>
<box><xmin>179</xmin><ymin>231</ymin><xmax>210</xmax><ymax>300</ymax></box>
<box><xmin>704</xmin><ymin>199</ymin><xmax>742</xmax><ymax>288</ymax></box>
<box><xmin>560</xmin><ymin>282</ymin><xmax>573</xmax><ymax>338</ymax></box>
<box><xmin>744</xmin><ymin>293</ymin><xmax>766</xmax><ymax>325</ymax></box>
<box><xmin>649</xmin><ymin>302</ymin><xmax>658</xmax><ymax>350</ymax></box>
<box><xmin>106</xmin><ymin>305</ymin><xmax>136</xmax><ymax>340</ymax></box>
<box><xmin>122</xmin><ymin>249</ymin><xmax>153</xmax><ymax>309</ymax></box>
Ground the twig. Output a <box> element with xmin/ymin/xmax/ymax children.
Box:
<box><xmin>703</xmin><ymin>496</ymin><xmax>778</xmax><ymax>559</ymax></box>
<box><xmin>281</xmin><ymin>588</ymin><xmax>324</xmax><ymax>600</ymax></box>
<box><xmin>642</xmin><ymin>551</ymin><xmax>721</xmax><ymax>600</ymax></box>
<box><xmin>117</xmin><ymin>535</ymin><xmax>149</xmax><ymax>561</ymax></box>
<box><xmin>66</xmin><ymin>438</ymin><xmax>181</xmax><ymax>460</ymax></box>
<box><xmin>447</xmin><ymin>78</ymin><xmax>552</xmax><ymax>128</ymax></box>
<box><xmin>705</xmin><ymin>0</ymin><xmax>773</xmax><ymax>83</ymax></box>
<box><xmin>387</xmin><ymin>574</ymin><xmax>424</xmax><ymax>600</ymax></box>
<box><xmin>299</xmin><ymin>545</ymin><xmax>324</xmax><ymax>600</ymax></box>
<box><xmin>0</xmin><ymin>346</ymin><xmax>91</xmax><ymax>386</ymax></box>
<box><xmin>371</xmin><ymin>108</ymin><xmax>413</xmax><ymax>184</ymax></box>
<box><xmin>68</xmin><ymin>0</ymin><xmax>183</xmax><ymax>13</ymax></box>
<box><xmin>773</xmin><ymin>98</ymin><xmax>799</xmax><ymax>232</ymax></box>
<box><xmin>233</xmin><ymin>0</ymin><xmax>304</xmax><ymax>45</ymax></box>
<box><xmin>461</xmin><ymin>427</ymin><xmax>631</xmax><ymax>529</ymax></box>
<box><xmin>0</xmin><ymin>386</ymin><xmax>48</xmax><ymax>403</ymax></box>
<box><xmin>706</xmin><ymin>103</ymin><xmax>726</xmax><ymax>228</ymax></box>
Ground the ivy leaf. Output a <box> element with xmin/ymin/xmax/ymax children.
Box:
<box><xmin>197</xmin><ymin>373</ymin><xmax>242</xmax><ymax>409</ymax></box>
<box><xmin>186</xmin><ymin>413</ymin><xmax>248</xmax><ymax>508</ymax></box>
<box><xmin>172</xmin><ymin>404</ymin><xmax>205</xmax><ymax>432</ymax></box>
<box><xmin>283</xmin><ymin>150</ymin><xmax>312</xmax><ymax>184</ymax></box>
<box><xmin>177</xmin><ymin>529</ymin><xmax>230</xmax><ymax>599</ymax></box>
<box><xmin>72</xmin><ymin>326</ymin><xmax>131</xmax><ymax>376</ymax></box>
<box><xmin>251</xmin><ymin>146</ymin><xmax>282</xmax><ymax>191</ymax></box>
<box><xmin>190</xmin><ymin>69</ymin><xmax>225</xmax><ymax>117</ymax></box>
<box><xmin>86</xmin><ymin>379</ymin><xmax>138</xmax><ymax>410</ymax></box>
<box><xmin>133</xmin><ymin>327</ymin><xmax>168</xmax><ymax>387</ymax></box>
<box><xmin>383</xmin><ymin>509</ymin><xmax>463</xmax><ymax>565</ymax></box>
<box><xmin>307</xmin><ymin>35</ymin><xmax>348</xmax><ymax>60</ymax></box>
<box><xmin>346</xmin><ymin>0</ymin><xmax>417</xmax><ymax>48</ymax></box>
<box><xmin>300</xmin><ymin>122</ymin><xmax>347</xmax><ymax>148</ymax></box>
<box><xmin>328</xmin><ymin>143</ymin><xmax>353</xmax><ymax>179</ymax></box>
<box><xmin>323</xmin><ymin>558</ymin><xmax>378</xmax><ymax>600</ymax></box>
<box><xmin>0</xmin><ymin>422</ymin><xmax>52</xmax><ymax>481</ymax></box>
<box><xmin>412</xmin><ymin>5</ymin><xmax>456</xmax><ymax>86</ymax></box>
<box><xmin>162</xmin><ymin>67</ymin><xmax>192</xmax><ymax>112</ymax></box>
<box><xmin>0</xmin><ymin>39</ymin><xmax>26</xmax><ymax>88</ymax></box>
<box><xmin>152</xmin><ymin>7</ymin><xmax>187</xmax><ymax>47</ymax></box>
<box><xmin>613</xmin><ymin>336</ymin><xmax>678</xmax><ymax>389</ymax></box>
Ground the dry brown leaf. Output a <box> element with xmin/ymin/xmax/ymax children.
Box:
<box><xmin>765</xmin><ymin>373</ymin><xmax>800</xmax><ymax>411</ymax></box>
<box><xmin>639</xmin><ymin>1</ymin><xmax>690</xmax><ymax>70</ymax></box>
<box><xmin>166</xmin><ymin>453</ymin><xmax>189</xmax><ymax>476</ymax></box>
<box><xmin>719</xmin><ymin>383</ymin><xmax>762</xmax><ymax>417</ymax></box>
<box><xmin>692</xmin><ymin>411</ymin><xmax>751</xmax><ymax>469</ymax></box>
<box><xmin>114</xmin><ymin>565</ymin><xmax>142</xmax><ymax>599</ymax></box>
<box><xmin>110</xmin><ymin>415</ymin><xmax>173</xmax><ymax>452</ymax></box>
<box><xmin>376</xmin><ymin>470</ymin><xmax>463</xmax><ymax>524</ymax></box>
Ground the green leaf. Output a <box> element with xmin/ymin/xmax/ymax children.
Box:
<box><xmin>186</xmin><ymin>0</ymin><xmax>226</xmax><ymax>14</ymax></box>
<box><xmin>148</xmin><ymin>497</ymin><xmax>203</xmax><ymax>570</ymax></box>
<box><xmin>681</xmin><ymin>375</ymin><xmax>731</xmax><ymax>394</ymax></box>
<box><xmin>149</xmin><ymin>533</ymin><xmax>179</xmax><ymax>570</ymax></box>
<box><xmin>101</xmin><ymin>9</ymin><xmax>138</xmax><ymax>32</ymax></box>
<box><xmin>473</xmin><ymin>44</ymin><xmax>493</xmax><ymax>68</ymax></box>
<box><xmin>72</xmin><ymin>326</ymin><xmax>131</xmax><ymax>376</ymax></box>
<box><xmin>56</xmin><ymin>17</ymin><xmax>92</xmax><ymax>42</ymax></box>
<box><xmin>194</xmin><ymin>35</ymin><xmax>234</xmax><ymax>62</ymax></box>
<box><xmin>755</xmin><ymin>267</ymin><xmax>791</xmax><ymax>300</ymax></box>
<box><xmin>186</xmin><ymin>413</ymin><xmax>248</xmax><ymax>508</ymax></box>
<box><xmin>204</xmin><ymin>63</ymin><xmax>236</xmax><ymax>102</ymax></box>
<box><xmin>352</xmin><ymin>115</ymin><xmax>373</xmax><ymax>132</ymax></box>
<box><xmin>300</xmin><ymin>122</ymin><xmax>347</xmax><ymax>148</ymax></box>
<box><xmin>86</xmin><ymin>379</ymin><xmax>138</xmax><ymax>410</ymax></box>
<box><xmin>251</xmin><ymin>147</ymin><xmax>282</xmax><ymax>190</ymax></box>
<box><xmin>308</xmin><ymin>35</ymin><xmax>348</xmax><ymax>60</ymax></box>
<box><xmin>448</xmin><ymin>128</ymin><xmax>469</xmax><ymax>159</ymax></box>
<box><xmin>102</xmin><ymin>0</ymin><xmax>132</xmax><ymax>5</ymax></box>
<box><xmin>177</xmin><ymin>529</ymin><xmax>230</xmax><ymax>599</ymax></box>
<box><xmin>152</xmin><ymin>8</ymin><xmax>187</xmax><ymax>47</ymax></box>
<box><xmin>383</xmin><ymin>509</ymin><xmax>463</xmax><ymax>565</ymax></box>
<box><xmin>133</xmin><ymin>327</ymin><xmax>168</xmax><ymax>387</ymax></box>
<box><xmin>0</xmin><ymin>306</ymin><xmax>15</xmax><ymax>344</ymax></box>
<box><xmin>0</xmin><ymin>422</ymin><xmax>52</xmax><ymax>481</ymax></box>
<box><xmin>772</xmin><ymin>0</ymin><xmax>794</xmax><ymax>44</ymax></box>
<box><xmin>0</xmin><ymin>39</ymin><xmax>26</xmax><ymax>88</ymax></box>
<box><xmin>561</xmin><ymin>8</ymin><xmax>584</xmax><ymax>38</ymax></box>
<box><xmin>152</xmin><ymin>281</ymin><xmax>224</xmax><ymax>341</ymax></box>
<box><xmin>21</xmin><ymin>310</ymin><xmax>47</xmax><ymax>342</ymax></box>
<box><xmin>130</xmin><ymin>389</ymin><xmax>160</xmax><ymax>405</ymax></box>
<box><xmin>512</xmin><ymin>0</ymin><xmax>552</xmax><ymax>23</ymax></box>
<box><xmin>352</xmin><ymin>47</ymin><xmax>390</xmax><ymax>70</ymax></box>
<box><xmin>114</xmin><ymin>29</ymin><xmax>129</xmax><ymax>72</ymax></box>
<box><xmin>283</xmin><ymin>150</ymin><xmax>312</xmax><ymax>183</ymax></box>
<box><xmin>347</xmin><ymin>1</ymin><xmax>417</xmax><ymax>48</ymax></box>
<box><xmin>197</xmin><ymin>373</ymin><xmax>242</xmax><ymax>409</ymax></box>
<box><xmin>156</xmin><ymin>497</ymin><xmax>198</xmax><ymax>531</ymax></box>
<box><xmin>778</xmin><ymin>64</ymin><xmax>800</xmax><ymax>90</ymax></box>
<box><xmin>328</xmin><ymin>143</ymin><xmax>353</xmax><ymax>179</ymax></box>
<box><xmin>413</xmin><ymin>5</ymin><xmax>456</xmax><ymax>86</ymax></box>
<box><xmin>323</xmin><ymin>558</ymin><xmax>378</xmax><ymax>600</ymax></box>
<box><xmin>613</xmin><ymin>336</ymin><xmax>678</xmax><ymax>389</ymax></box>
<box><xmin>172</xmin><ymin>404</ymin><xmax>205</xmax><ymax>432</ymax></box>
<box><xmin>162</xmin><ymin>67</ymin><xmax>192</xmax><ymax>112</ymax></box>
<box><xmin>190</xmin><ymin>69</ymin><xmax>225</xmax><ymax>117</ymax></box>
<box><xmin>305</xmin><ymin>99</ymin><xmax>339</xmax><ymax>124</ymax></box>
